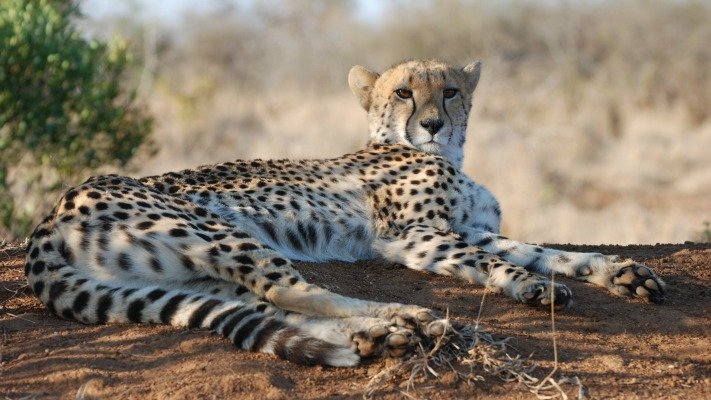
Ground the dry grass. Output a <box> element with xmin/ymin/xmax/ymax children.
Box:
<box><xmin>0</xmin><ymin>240</ymin><xmax>30</xmax><ymax>322</ymax></box>
<box><xmin>362</xmin><ymin>323</ymin><xmax>577</xmax><ymax>399</ymax></box>
<box><xmin>364</xmin><ymin>274</ymin><xmax>586</xmax><ymax>399</ymax></box>
<box><xmin>0</xmin><ymin>239</ymin><xmax>27</xmax><ymax>259</ymax></box>
<box><xmin>363</xmin><ymin>319</ymin><xmax>585</xmax><ymax>399</ymax></box>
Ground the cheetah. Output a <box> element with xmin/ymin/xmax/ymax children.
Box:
<box><xmin>24</xmin><ymin>59</ymin><xmax>665</xmax><ymax>367</ymax></box>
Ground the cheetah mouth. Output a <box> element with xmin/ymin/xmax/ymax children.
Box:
<box><xmin>417</xmin><ymin>141</ymin><xmax>444</xmax><ymax>154</ymax></box>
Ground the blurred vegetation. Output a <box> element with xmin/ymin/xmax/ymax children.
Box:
<box><xmin>0</xmin><ymin>0</ymin><xmax>152</xmax><ymax>238</ymax></box>
<box><xmin>104</xmin><ymin>0</ymin><xmax>708</xmax><ymax>123</ymax></box>
<box><xmin>696</xmin><ymin>221</ymin><xmax>711</xmax><ymax>243</ymax></box>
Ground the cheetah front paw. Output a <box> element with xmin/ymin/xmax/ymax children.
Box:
<box><xmin>610</xmin><ymin>263</ymin><xmax>666</xmax><ymax>304</ymax></box>
<box><xmin>517</xmin><ymin>280</ymin><xmax>573</xmax><ymax>310</ymax></box>
<box><xmin>351</xmin><ymin>324</ymin><xmax>417</xmax><ymax>359</ymax></box>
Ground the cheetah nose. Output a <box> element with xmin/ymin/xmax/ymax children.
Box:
<box><xmin>420</xmin><ymin>118</ymin><xmax>444</xmax><ymax>135</ymax></box>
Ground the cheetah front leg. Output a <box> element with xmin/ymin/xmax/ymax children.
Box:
<box><xmin>373</xmin><ymin>225</ymin><xmax>573</xmax><ymax>309</ymax></box>
<box><xmin>455</xmin><ymin>228</ymin><xmax>666</xmax><ymax>304</ymax></box>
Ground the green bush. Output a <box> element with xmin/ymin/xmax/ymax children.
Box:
<box><xmin>0</xmin><ymin>0</ymin><xmax>152</xmax><ymax>238</ymax></box>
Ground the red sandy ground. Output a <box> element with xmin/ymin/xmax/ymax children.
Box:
<box><xmin>1</xmin><ymin>243</ymin><xmax>709</xmax><ymax>399</ymax></box>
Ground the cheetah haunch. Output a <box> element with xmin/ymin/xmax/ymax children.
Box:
<box><xmin>24</xmin><ymin>59</ymin><xmax>665</xmax><ymax>366</ymax></box>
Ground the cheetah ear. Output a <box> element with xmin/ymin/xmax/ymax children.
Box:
<box><xmin>462</xmin><ymin>61</ymin><xmax>482</xmax><ymax>93</ymax></box>
<box><xmin>348</xmin><ymin>65</ymin><xmax>380</xmax><ymax>111</ymax></box>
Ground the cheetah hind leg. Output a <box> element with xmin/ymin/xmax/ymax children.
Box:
<box><xmin>264</xmin><ymin>283</ymin><xmax>450</xmax><ymax>342</ymax></box>
<box><xmin>183</xmin><ymin>278</ymin><xmax>448</xmax><ymax>358</ymax></box>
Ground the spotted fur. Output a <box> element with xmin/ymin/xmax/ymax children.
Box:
<box><xmin>25</xmin><ymin>59</ymin><xmax>665</xmax><ymax>367</ymax></box>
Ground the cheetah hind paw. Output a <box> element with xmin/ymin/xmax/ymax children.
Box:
<box><xmin>611</xmin><ymin>263</ymin><xmax>666</xmax><ymax>304</ymax></box>
<box><xmin>351</xmin><ymin>323</ymin><xmax>418</xmax><ymax>359</ymax></box>
<box><xmin>390</xmin><ymin>308</ymin><xmax>450</xmax><ymax>338</ymax></box>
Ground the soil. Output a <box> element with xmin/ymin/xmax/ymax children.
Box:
<box><xmin>1</xmin><ymin>242</ymin><xmax>709</xmax><ymax>399</ymax></box>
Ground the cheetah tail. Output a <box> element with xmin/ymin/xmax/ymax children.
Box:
<box><xmin>28</xmin><ymin>266</ymin><xmax>359</xmax><ymax>366</ymax></box>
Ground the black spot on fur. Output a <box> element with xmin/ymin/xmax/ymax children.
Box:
<box><xmin>188</xmin><ymin>299</ymin><xmax>223</xmax><ymax>328</ymax></box>
<box><xmin>117</xmin><ymin>253</ymin><xmax>132</xmax><ymax>270</ymax></box>
<box><xmin>234</xmin><ymin>255</ymin><xmax>254</xmax><ymax>265</ymax></box>
<box><xmin>28</xmin><ymin>248</ymin><xmax>40</xmax><ymax>260</ymax></box>
<box><xmin>72</xmin><ymin>291</ymin><xmax>90</xmax><ymax>313</ymax></box>
<box><xmin>208</xmin><ymin>306</ymin><xmax>242</xmax><ymax>330</ymax></box>
<box><xmin>137</xmin><ymin>221</ymin><xmax>154</xmax><ymax>230</ymax></box>
<box><xmin>147</xmin><ymin>288</ymin><xmax>168</xmax><ymax>301</ymax></box>
<box><xmin>239</xmin><ymin>243</ymin><xmax>259</xmax><ymax>251</ymax></box>
<box><xmin>31</xmin><ymin>260</ymin><xmax>46</xmax><ymax>274</ymax></box>
<box><xmin>169</xmin><ymin>228</ymin><xmax>188</xmax><ymax>237</ymax></box>
<box><xmin>113</xmin><ymin>211</ymin><xmax>129</xmax><ymax>220</ymax></box>
<box><xmin>181</xmin><ymin>255</ymin><xmax>196</xmax><ymax>271</ymax></box>
<box><xmin>58</xmin><ymin>241</ymin><xmax>74</xmax><ymax>264</ymax></box>
<box><xmin>252</xmin><ymin>319</ymin><xmax>285</xmax><ymax>351</ymax></box>
<box><xmin>160</xmin><ymin>294</ymin><xmax>188</xmax><ymax>324</ymax></box>
<box><xmin>232</xmin><ymin>317</ymin><xmax>262</xmax><ymax>348</ymax></box>
<box><xmin>265</xmin><ymin>272</ymin><xmax>281</xmax><ymax>281</ymax></box>
<box><xmin>220</xmin><ymin>309</ymin><xmax>255</xmax><ymax>339</ymax></box>
<box><xmin>476</xmin><ymin>237</ymin><xmax>493</xmax><ymax>246</ymax></box>
<box><xmin>48</xmin><ymin>281</ymin><xmax>67</xmax><ymax>300</ymax></box>
<box><xmin>150</xmin><ymin>258</ymin><xmax>163</xmax><ymax>272</ymax></box>
<box><xmin>33</xmin><ymin>281</ymin><xmax>45</xmax><ymax>297</ymax></box>
<box><xmin>96</xmin><ymin>294</ymin><xmax>114</xmax><ymax>324</ymax></box>
<box><xmin>272</xmin><ymin>258</ymin><xmax>288</xmax><ymax>267</ymax></box>
<box><xmin>127</xmin><ymin>300</ymin><xmax>145</xmax><ymax>322</ymax></box>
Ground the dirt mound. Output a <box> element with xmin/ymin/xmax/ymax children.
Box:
<box><xmin>1</xmin><ymin>243</ymin><xmax>709</xmax><ymax>399</ymax></box>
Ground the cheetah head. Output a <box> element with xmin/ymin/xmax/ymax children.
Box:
<box><xmin>348</xmin><ymin>59</ymin><xmax>481</xmax><ymax>168</ymax></box>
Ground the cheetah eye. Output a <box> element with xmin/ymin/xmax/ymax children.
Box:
<box><xmin>395</xmin><ymin>89</ymin><xmax>413</xmax><ymax>99</ymax></box>
<box><xmin>443</xmin><ymin>88</ymin><xmax>458</xmax><ymax>99</ymax></box>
